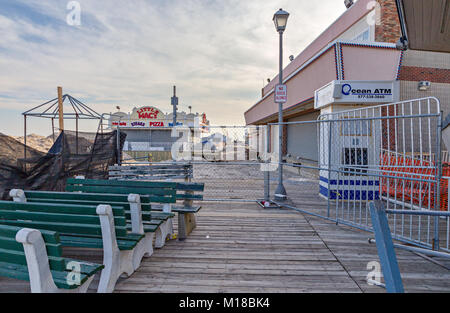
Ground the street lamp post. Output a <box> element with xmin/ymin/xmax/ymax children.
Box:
<box><xmin>273</xmin><ymin>8</ymin><xmax>289</xmax><ymax>201</ymax></box>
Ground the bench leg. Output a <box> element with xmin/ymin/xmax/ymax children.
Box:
<box><xmin>97</xmin><ymin>251</ymin><xmax>121</xmax><ymax>293</ymax></box>
<box><xmin>155</xmin><ymin>219</ymin><xmax>173</xmax><ymax>248</ymax></box>
<box><xmin>130</xmin><ymin>241</ymin><xmax>147</xmax><ymax>272</ymax></box>
<box><xmin>96</xmin><ymin>205</ymin><xmax>136</xmax><ymax>293</ymax></box>
<box><xmin>178</xmin><ymin>213</ymin><xmax>187</xmax><ymax>241</ymax></box>
<box><xmin>179</xmin><ymin>194</ymin><xmax>197</xmax><ymax>240</ymax></box>
<box><xmin>185</xmin><ymin>213</ymin><xmax>197</xmax><ymax>236</ymax></box>
<box><xmin>98</xmin><ymin>248</ymin><xmax>137</xmax><ymax>293</ymax></box>
<box><xmin>178</xmin><ymin>213</ymin><xmax>197</xmax><ymax>241</ymax></box>
<box><xmin>131</xmin><ymin>233</ymin><xmax>154</xmax><ymax>271</ymax></box>
<box><xmin>142</xmin><ymin>233</ymin><xmax>154</xmax><ymax>257</ymax></box>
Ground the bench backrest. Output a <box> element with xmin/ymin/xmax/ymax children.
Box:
<box><xmin>108</xmin><ymin>164</ymin><xmax>193</xmax><ymax>181</ymax></box>
<box><xmin>175</xmin><ymin>182</ymin><xmax>205</xmax><ymax>201</ymax></box>
<box><xmin>0</xmin><ymin>201</ymin><xmax>128</xmax><ymax>238</ymax></box>
<box><xmin>0</xmin><ymin>224</ymin><xmax>67</xmax><ymax>273</ymax></box>
<box><xmin>23</xmin><ymin>190</ymin><xmax>153</xmax><ymax>221</ymax></box>
<box><xmin>66</xmin><ymin>178</ymin><xmax>177</xmax><ymax>203</ymax></box>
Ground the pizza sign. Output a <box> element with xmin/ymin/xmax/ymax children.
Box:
<box><xmin>149</xmin><ymin>122</ymin><xmax>164</xmax><ymax>127</ymax></box>
<box><xmin>136</xmin><ymin>107</ymin><xmax>160</xmax><ymax>119</ymax></box>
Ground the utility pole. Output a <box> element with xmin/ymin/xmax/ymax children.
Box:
<box><xmin>57</xmin><ymin>86</ymin><xmax>64</xmax><ymax>132</ymax></box>
<box><xmin>171</xmin><ymin>86</ymin><xmax>178</xmax><ymax>127</ymax></box>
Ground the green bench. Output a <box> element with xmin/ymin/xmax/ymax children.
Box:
<box><xmin>109</xmin><ymin>163</ymin><xmax>193</xmax><ymax>181</ymax></box>
<box><xmin>66</xmin><ymin>178</ymin><xmax>188</xmax><ymax>238</ymax></box>
<box><xmin>0</xmin><ymin>224</ymin><xmax>103</xmax><ymax>293</ymax></box>
<box><xmin>160</xmin><ymin>182</ymin><xmax>204</xmax><ymax>239</ymax></box>
<box><xmin>12</xmin><ymin>189</ymin><xmax>174</xmax><ymax>249</ymax></box>
<box><xmin>67</xmin><ymin>178</ymin><xmax>204</xmax><ymax>240</ymax></box>
<box><xmin>0</xmin><ymin>200</ymin><xmax>145</xmax><ymax>293</ymax></box>
<box><xmin>66</xmin><ymin>178</ymin><xmax>177</xmax><ymax>244</ymax></box>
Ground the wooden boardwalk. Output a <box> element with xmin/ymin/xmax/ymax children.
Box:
<box><xmin>111</xmin><ymin>202</ymin><xmax>450</xmax><ymax>293</ymax></box>
<box><xmin>1</xmin><ymin>201</ymin><xmax>449</xmax><ymax>293</ymax></box>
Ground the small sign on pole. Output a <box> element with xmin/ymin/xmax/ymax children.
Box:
<box><xmin>275</xmin><ymin>84</ymin><xmax>287</xmax><ymax>103</ymax></box>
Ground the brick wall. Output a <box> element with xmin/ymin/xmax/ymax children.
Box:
<box><xmin>399</xmin><ymin>66</ymin><xmax>450</xmax><ymax>84</ymax></box>
<box><xmin>375</xmin><ymin>0</ymin><xmax>402</xmax><ymax>43</ymax></box>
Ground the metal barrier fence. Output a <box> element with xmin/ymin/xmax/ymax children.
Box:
<box><xmin>117</xmin><ymin>161</ymin><xmax>269</xmax><ymax>202</ymax></box>
<box><xmin>107</xmin><ymin>97</ymin><xmax>449</xmax><ymax>253</ymax></box>
<box><xmin>117</xmin><ymin>125</ymin><xmax>274</xmax><ymax>202</ymax></box>
<box><xmin>269</xmin><ymin>97</ymin><xmax>449</xmax><ymax>253</ymax></box>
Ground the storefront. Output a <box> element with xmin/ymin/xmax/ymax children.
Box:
<box><xmin>109</xmin><ymin>106</ymin><xmax>209</xmax><ymax>161</ymax></box>
<box><xmin>244</xmin><ymin>0</ymin><xmax>450</xmax><ymax>199</ymax></box>
<box><xmin>316</xmin><ymin>80</ymin><xmax>399</xmax><ymax>200</ymax></box>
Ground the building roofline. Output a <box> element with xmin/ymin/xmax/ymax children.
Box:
<box><xmin>261</xmin><ymin>0</ymin><xmax>376</xmax><ymax>95</ymax></box>
<box><xmin>245</xmin><ymin>40</ymin><xmax>397</xmax><ymax>115</ymax></box>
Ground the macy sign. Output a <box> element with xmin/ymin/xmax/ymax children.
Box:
<box><xmin>136</xmin><ymin>107</ymin><xmax>161</xmax><ymax>119</ymax></box>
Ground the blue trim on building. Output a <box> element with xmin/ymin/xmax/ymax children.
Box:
<box><xmin>320</xmin><ymin>185</ymin><xmax>380</xmax><ymax>200</ymax></box>
<box><xmin>320</xmin><ymin>176</ymin><xmax>380</xmax><ymax>186</ymax></box>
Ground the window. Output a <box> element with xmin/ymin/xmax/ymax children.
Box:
<box><xmin>354</xmin><ymin>29</ymin><xmax>370</xmax><ymax>42</ymax></box>
<box><xmin>341</xmin><ymin>148</ymin><xmax>368</xmax><ymax>176</ymax></box>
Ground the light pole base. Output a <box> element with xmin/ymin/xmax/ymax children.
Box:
<box><xmin>274</xmin><ymin>194</ymin><xmax>287</xmax><ymax>201</ymax></box>
<box><xmin>274</xmin><ymin>184</ymin><xmax>287</xmax><ymax>201</ymax></box>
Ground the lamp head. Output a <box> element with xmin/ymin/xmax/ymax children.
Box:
<box><xmin>273</xmin><ymin>8</ymin><xmax>289</xmax><ymax>32</ymax></box>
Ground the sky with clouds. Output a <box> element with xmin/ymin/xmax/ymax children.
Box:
<box><xmin>0</xmin><ymin>0</ymin><xmax>347</xmax><ymax>136</ymax></box>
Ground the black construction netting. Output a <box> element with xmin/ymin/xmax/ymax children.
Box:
<box><xmin>0</xmin><ymin>130</ymin><xmax>126</xmax><ymax>199</ymax></box>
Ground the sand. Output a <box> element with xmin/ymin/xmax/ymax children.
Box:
<box><xmin>13</xmin><ymin>134</ymin><xmax>54</xmax><ymax>153</ymax></box>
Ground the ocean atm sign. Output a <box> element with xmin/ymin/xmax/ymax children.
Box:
<box><xmin>275</xmin><ymin>84</ymin><xmax>287</xmax><ymax>103</ymax></box>
<box><xmin>314</xmin><ymin>80</ymin><xmax>399</xmax><ymax>109</ymax></box>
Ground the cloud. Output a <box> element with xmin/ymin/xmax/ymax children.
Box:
<box><xmin>0</xmin><ymin>0</ymin><xmax>346</xmax><ymax>135</ymax></box>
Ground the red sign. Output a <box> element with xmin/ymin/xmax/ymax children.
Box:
<box><xmin>149</xmin><ymin>122</ymin><xmax>164</xmax><ymax>127</ymax></box>
<box><xmin>112</xmin><ymin>122</ymin><xmax>127</xmax><ymax>126</ymax></box>
<box><xmin>136</xmin><ymin>107</ymin><xmax>160</xmax><ymax>119</ymax></box>
<box><xmin>275</xmin><ymin>84</ymin><xmax>287</xmax><ymax>103</ymax></box>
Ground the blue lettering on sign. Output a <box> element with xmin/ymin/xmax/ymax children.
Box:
<box><xmin>341</xmin><ymin>83</ymin><xmax>392</xmax><ymax>96</ymax></box>
<box><xmin>342</xmin><ymin>84</ymin><xmax>352</xmax><ymax>96</ymax></box>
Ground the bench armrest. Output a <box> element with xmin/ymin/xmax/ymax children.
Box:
<box><xmin>10</xmin><ymin>189</ymin><xmax>27</xmax><ymax>203</ymax></box>
<box><xmin>16</xmin><ymin>228</ymin><xmax>59</xmax><ymax>293</ymax></box>
<box><xmin>127</xmin><ymin>194</ymin><xmax>144</xmax><ymax>235</ymax></box>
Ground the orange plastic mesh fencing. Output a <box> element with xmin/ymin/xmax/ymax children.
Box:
<box><xmin>380</xmin><ymin>151</ymin><xmax>449</xmax><ymax>211</ymax></box>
